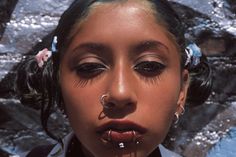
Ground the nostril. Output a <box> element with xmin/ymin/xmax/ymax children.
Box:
<box><xmin>127</xmin><ymin>102</ymin><xmax>133</xmax><ymax>106</ymax></box>
<box><xmin>100</xmin><ymin>93</ymin><xmax>137</xmax><ymax>110</ymax></box>
<box><xmin>106</xmin><ymin>102</ymin><xmax>116</xmax><ymax>108</ymax></box>
<box><xmin>104</xmin><ymin>102</ymin><xmax>133</xmax><ymax>110</ymax></box>
<box><xmin>125</xmin><ymin>102</ymin><xmax>136</xmax><ymax>111</ymax></box>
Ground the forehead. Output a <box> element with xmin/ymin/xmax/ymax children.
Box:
<box><xmin>90</xmin><ymin>2</ymin><xmax>154</xmax><ymax>28</ymax></box>
<box><xmin>66</xmin><ymin>0</ymin><xmax>178</xmax><ymax>56</ymax></box>
<box><xmin>89</xmin><ymin>0</ymin><xmax>155</xmax><ymax>16</ymax></box>
<box><xmin>69</xmin><ymin>0</ymin><xmax>160</xmax><ymax>37</ymax></box>
<box><xmin>70</xmin><ymin>1</ymin><xmax>170</xmax><ymax>39</ymax></box>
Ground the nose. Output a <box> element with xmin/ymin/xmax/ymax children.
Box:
<box><xmin>105</xmin><ymin>64</ymin><xmax>137</xmax><ymax>111</ymax></box>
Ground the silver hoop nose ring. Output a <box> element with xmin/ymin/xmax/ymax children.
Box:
<box><xmin>100</xmin><ymin>94</ymin><xmax>109</xmax><ymax>109</ymax></box>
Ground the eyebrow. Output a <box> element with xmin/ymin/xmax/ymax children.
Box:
<box><xmin>71</xmin><ymin>42</ymin><xmax>111</xmax><ymax>56</ymax></box>
<box><xmin>132</xmin><ymin>40</ymin><xmax>170</xmax><ymax>55</ymax></box>
<box><xmin>70</xmin><ymin>40</ymin><xmax>170</xmax><ymax>59</ymax></box>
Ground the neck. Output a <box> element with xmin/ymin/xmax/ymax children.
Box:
<box><xmin>81</xmin><ymin>146</ymin><xmax>94</xmax><ymax>157</ymax></box>
<box><xmin>148</xmin><ymin>148</ymin><xmax>162</xmax><ymax>157</ymax></box>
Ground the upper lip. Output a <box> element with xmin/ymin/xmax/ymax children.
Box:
<box><xmin>96</xmin><ymin>120</ymin><xmax>147</xmax><ymax>134</ymax></box>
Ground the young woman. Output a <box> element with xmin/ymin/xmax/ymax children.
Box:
<box><xmin>16</xmin><ymin>0</ymin><xmax>212</xmax><ymax>156</ymax></box>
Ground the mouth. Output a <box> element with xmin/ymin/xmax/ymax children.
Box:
<box><xmin>96</xmin><ymin>120</ymin><xmax>147</xmax><ymax>149</ymax></box>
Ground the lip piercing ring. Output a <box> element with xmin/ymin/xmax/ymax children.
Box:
<box><xmin>108</xmin><ymin>129</ymin><xmax>112</xmax><ymax>141</ymax></box>
<box><xmin>132</xmin><ymin>130</ymin><xmax>136</xmax><ymax>142</ymax></box>
<box><xmin>107</xmin><ymin>130</ymin><xmax>125</xmax><ymax>149</ymax></box>
<box><xmin>132</xmin><ymin>130</ymin><xmax>140</xmax><ymax>145</ymax></box>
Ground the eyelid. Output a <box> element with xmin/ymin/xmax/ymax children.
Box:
<box><xmin>137</xmin><ymin>53</ymin><xmax>165</xmax><ymax>61</ymax></box>
<box><xmin>78</xmin><ymin>55</ymin><xmax>102</xmax><ymax>63</ymax></box>
<box><xmin>77</xmin><ymin>56</ymin><xmax>110</xmax><ymax>69</ymax></box>
<box><xmin>133</xmin><ymin>53</ymin><xmax>166</xmax><ymax>67</ymax></box>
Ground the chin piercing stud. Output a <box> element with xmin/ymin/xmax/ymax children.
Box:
<box><xmin>118</xmin><ymin>142</ymin><xmax>125</xmax><ymax>149</ymax></box>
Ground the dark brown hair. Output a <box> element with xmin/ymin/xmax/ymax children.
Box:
<box><xmin>15</xmin><ymin>0</ymin><xmax>212</xmax><ymax>142</ymax></box>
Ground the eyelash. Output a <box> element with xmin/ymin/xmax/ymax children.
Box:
<box><xmin>134</xmin><ymin>61</ymin><xmax>166</xmax><ymax>77</ymax></box>
<box><xmin>74</xmin><ymin>62</ymin><xmax>107</xmax><ymax>87</ymax></box>
<box><xmin>74</xmin><ymin>61</ymin><xmax>165</xmax><ymax>86</ymax></box>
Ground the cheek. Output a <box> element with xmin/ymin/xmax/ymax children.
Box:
<box><xmin>59</xmin><ymin>70</ymin><xmax>102</xmax><ymax>134</ymax></box>
<box><xmin>139</xmin><ymin>69</ymin><xmax>181</xmax><ymax>110</ymax></box>
<box><xmin>137</xmin><ymin>72</ymin><xmax>181</xmax><ymax>140</ymax></box>
<box><xmin>60</xmin><ymin>70</ymin><xmax>111</xmax><ymax>154</ymax></box>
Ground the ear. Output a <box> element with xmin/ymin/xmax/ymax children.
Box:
<box><xmin>176</xmin><ymin>69</ymin><xmax>189</xmax><ymax>115</ymax></box>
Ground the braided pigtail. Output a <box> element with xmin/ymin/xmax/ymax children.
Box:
<box><xmin>15</xmin><ymin>36</ymin><xmax>63</xmax><ymax>144</ymax></box>
<box><xmin>15</xmin><ymin>57</ymin><xmax>42</xmax><ymax>109</ymax></box>
<box><xmin>184</xmin><ymin>43</ymin><xmax>212</xmax><ymax>106</ymax></box>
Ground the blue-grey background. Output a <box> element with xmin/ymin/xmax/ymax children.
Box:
<box><xmin>0</xmin><ymin>0</ymin><xmax>235</xmax><ymax>157</ymax></box>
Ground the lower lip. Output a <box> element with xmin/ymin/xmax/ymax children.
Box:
<box><xmin>101</xmin><ymin>130</ymin><xmax>142</xmax><ymax>143</ymax></box>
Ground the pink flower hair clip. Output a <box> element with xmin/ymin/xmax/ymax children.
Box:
<box><xmin>35</xmin><ymin>48</ymin><xmax>52</xmax><ymax>68</ymax></box>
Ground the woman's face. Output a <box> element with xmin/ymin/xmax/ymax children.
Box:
<box><xmin>60</xmin><ymin>1</ymin><xmax>189</xmax><ymax>157</ymax></box>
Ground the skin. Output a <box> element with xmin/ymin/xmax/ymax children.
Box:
<box><xmin>59</xmin><ymin>1</ymin><xmax>189</xmax><ymax>157</ymax></box>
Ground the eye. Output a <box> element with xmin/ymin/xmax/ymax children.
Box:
<box><xmin>75</xmin><ymin>63</ymin><xmax>107</xmax><ymax>78</ymax></box>
<box><xmin>134</xmin><ymin>61</ymin><xmax>166</xmax><ymax>77</ymax></box>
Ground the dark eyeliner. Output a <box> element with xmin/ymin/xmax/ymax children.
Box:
<box><xmin>75</xmin><ymin>62</ymin><xmax>107</xmax><ymax>79</ymax></box>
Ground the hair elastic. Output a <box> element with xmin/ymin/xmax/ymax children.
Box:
<box><xmin>185</xmin><ymin>43</ymin><xmax>202</xmax><ymax>68</ymax></box>
<box><xmin>35</xmin><ymin>36</ymin><xmax>58</xmax><ymax>67</ymax></box>
<box><xmin>35</xmin><ymin>48</ymin><xmax>52</xmax><ymax>68</ymax></box>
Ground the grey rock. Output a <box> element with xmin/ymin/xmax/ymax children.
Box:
<box><xmin>0</xmin><ymin>0</ymin><xmax>236</xmax><ymax>157</ymax></box>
